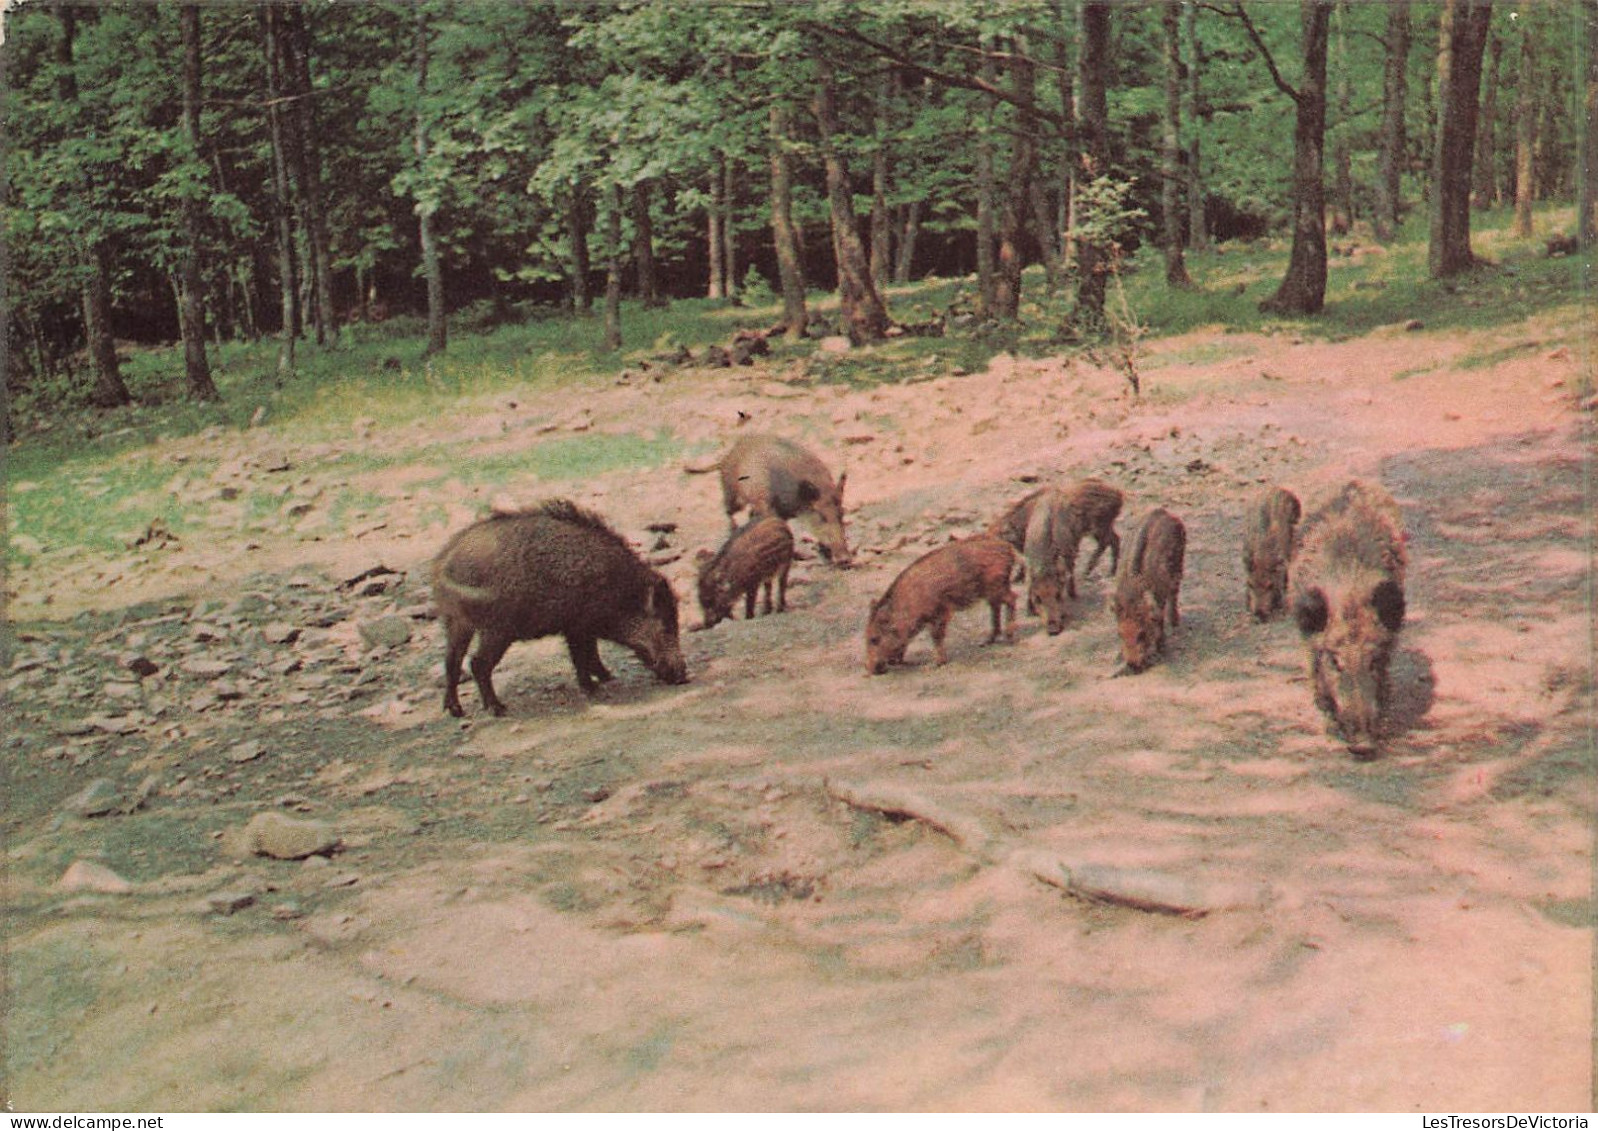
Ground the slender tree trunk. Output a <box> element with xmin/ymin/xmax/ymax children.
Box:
<box><xmin>56</xmin><ymin>3</ymin><xmax>130</xmax><ymax>407</ymax></box>
<box><xmin>282</xmin><ymin>5</ymin><xmax>336</xmax><ymax>345</ymax></box>
<box><xmin>1161</xmin><ymin>1</ymin><xmax>1192</xmax><ymax>287</ymax></box>
<box><xmin>1075</xmin><ymin>0</ymin><xmax>1112</xmax><ymax>323</ymax></box>
<box><xmin>1373</xmin><ymin>0</ymin><xmax>1412</xmax><ymax>242</ymax></box>
<box><xmin>603</xmin><ymin>181</ymin><xmax>623</xmax><ymax>351</ymax></box>
<box><xmin>1580</xmin><ymin>0</ymin><xmax>1598</xmax><ymax>245</ymax></box>
<box><xmin>721</xmin><ymin>153</ymin><xmax>739</xmax><ymax>300</ymax></box>
<box><xmin>1258</xmin><ymin>0</ymin><xmax>1332</xmax><ymax>316</ymax></box>
<box><xmin>567</xmin><ymin>185</ymin><xmax>592</xmax><ymax>313</ymax></box>
<box><xmin>894</xmin><ymin>200</ymin><xmax>921</xmax><ymax>283</ymax></box>
<box><xmin>1330</xmin><ymin>2</ymin><xmax>1354</xmax><ymax>235</ymax></box>
<box><xmin>1512</xmin><ymin>24</ymin><xmax>1536</xmax><ymax>237</ymax></box>
<box><xmin>974</xmin><ymin>37</ymin><xmax>999</xmax><ymax>317</ymax></box>
<box><xmin>994</xmin><ymin>36</ymin><xmax>1037</xmax><ymax>321</ymax></box>
<box><xmin>179</xmin><ymin>5</ymin><xmax>219</xmax><ymax>401</ymax></box>
<box><xmin>768</xmin><ymin>102</ymin><xmax>808</xmax><ymax>340</ymax></box>
<box><xmin>707</xmin><ymin>168</ymin><xmax>725</xmax><ymax>299</ymax></box>
<box><xmin>1057</xmin><ymin>0</ymin><xmax>1079</xmax><ymax>272</ymax></box>
<box><xmin>812</xmin><ymin>51</ymin><xmax>890</xmax><ymax>343</ymax></box>
<box><xmin>870</xmin><ymin>69</ymin><xmax>892</xmax><ymax>295</ymax></box>
<box><xmin>414</xmin><ymin>4</ymin><xmax>446</xmax><ymax>355</ymax></box>
<box><xmin>1184</xmin><ymin>0</ymin><xmax>1209</xmax><ymax>251</ymax></box>
<box><xmin>1429</xmin><ymin>0</ymin><xmax>1495</xmax><ymax>278</ymax></box>
<box><xmin>1473</xmin><ymin>33</ymin><xmax>1504</xmax><ymax>208</ymax></box>
<box><xmin>261</xmin><ymin>3</ymin><xmax>297</xmax><ymax>375</ymax></box>
<box><xmin>1030</xmin><ymin>179</ymin><xmax>1062</xmax><ymax>294</ymax></box>
<box><xmin>632</xmin><ymin>180</ymin><xmax>665</xmax><ymax>309</ymax></box>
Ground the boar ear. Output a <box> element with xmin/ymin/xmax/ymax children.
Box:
<box><xmin>1371</xmin><ymin>579</ymin><xmax>1405</xmax><ymax>632</ymax></box>
<box><xmin>1294</xmin><ymin>588</ymin><xmax>1328</xmax><ymax>636</ymax></box>
<box><xmin>796</xmin><ymin>480</ymin><xmax>821</xmax><ymax>506</ymax></box>
<box><xmin>694</xmin><ymin>547</ymin><xmax>714</xmax><ymax>563</ymax></box>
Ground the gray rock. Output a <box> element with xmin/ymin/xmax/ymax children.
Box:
<box><xmin>358</xmin><ymin>616</ymin><xmax>413</xmax><ymax>650</ymax></box>
<box><xmin>57</xmin><ymin>860</ymin><xmax>133</xmax><ymax>894</ymax></box>
<box><xmin>64</xmin><ymin>778</ymin><xmax>121</xmax><ymax>818</ymax></box>
<box><xmin>226</xmin><ymin>740</ymin><xmax>267</xmax><ymax>764</ymax></box>
<box><xmin>207</xmin><ymin>891</ymin><xmax>257</xmax><ymax>916</ymax></box>
<box><xmin>243</xmin><ymin>812</ymin><xmax>340</xmax><ymax>860</ymax></box>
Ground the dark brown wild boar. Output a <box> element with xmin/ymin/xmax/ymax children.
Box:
<box><xmin>1243</xmin><ymin>486</ymin><xmax>1302</xmax><ymax>621</ymax></box>
<box><xmin>431</xmin><ymin>500</ymin><xmax>688</xmax><ymax>717</ymax></box>
<box><xmin>1291</xmin><ymin>480</ymin><xmax>1407</xmax><ymax>758</ymax></box>
<box><xmin>1111</xmin><ymin>508</ymin><xmax>1187</xmax><ymax>673</ymax></box>
<box><xmin>712</xmin><ymin>434</ymin><xmax>852</xmax><ymax>566</ymax></box>
<box><xmin>696</xmin><ymin>516</ymin><xmax>794</xmax><ymax>630</ymax></box>
<box><xmin>865</xmin><ymin>536</ymin><xmax>1018</xmax><ymax>674</ymax></box>
<box><xmin>991</xmin><ymin>479</ymin><xmax>1123</xmax><ymax>632</ymax></box>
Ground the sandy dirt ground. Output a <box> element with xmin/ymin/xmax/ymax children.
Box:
<box><xmin>3</xmin><ymin>308</ymin><xmax>1593</xmax><ymax>1111</ymax></box>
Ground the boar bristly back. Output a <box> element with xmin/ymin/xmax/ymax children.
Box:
<box><xmin>717</xmin><ymin>434</ymin><xmax>852</xmax><ymax>566</ymax></box>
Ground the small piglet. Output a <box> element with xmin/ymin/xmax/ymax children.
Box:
<box><xmin>1243</xmin><ymin>485</ymin><xmax>1302</xmax><ymax>621</ymax></box>
<box><xmin>696</xmin><ymin>516</ymin><xmax>795</xmax><ymax>630</ymax></box>
<box><xmin>865</xmin><ymin>536</ymin><xmax>1018</xmax><ymax>675</ymax></box>
<box><xmin>1111</xmin><ymin>508</ymin><xmax>1187</xmax><ymax>674</ymax></box>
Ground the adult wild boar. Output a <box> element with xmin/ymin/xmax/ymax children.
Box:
<box><xmin>865</xmin><ymin>536</ymin><xmax>1017</xmax><ymax>674</ymax></box>
<box><xmin>712</xmin><ymin>434</ymin><xmax>852</xmax><ymax>566</ymax></box>
<box><xmin>1243</xmin><ymin>486</ymin><xmax>1302</xmax><ymax>621</ymax></box>
<box><xmin>431</xmin><ymin>500</ymin><xmax>688</xmax><ymax>716</ymax></box>
<box><xmin>1111</xmin><ymin>508</ymin><xmax>1187</xmax><ymax>674</ymax></box>
<box><xmin>696</xmin><ymin>516</ymin><xmax>795</xmax><ymax>630</ymax></box>
<box><xmin>1291</xmin><ymin>481</ymin><xmax>1407</xmax><ymax>757</ymax></box>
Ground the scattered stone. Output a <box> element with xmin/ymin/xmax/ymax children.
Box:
<box><xmin>358</xmin><ymin>616</ymin><xmax>413</xmax><ymax>650</ymax></box>
<box><xmin>57</xmin><ymin>860</ymin><xmax>133</xmax><ymax>894</ymax></box>
<box><xmin>64</xmin><ymin>778</ymin><xmax>121</xmax><ymax>818</ymax></box>
<box><xmin>262</xmin><ymin>622</ymin><xmax>302</xmax><ymax>645</ymax></box>
<box><xmin>208</xmin><ymin>891</ymin><xmax>257</xmax><ymax>916</ymax></box>
<box><xmin>243</xmin><ymin>812</ymin><xmax>341</xmax><ymax>860</ymax></box>
<box><xmin>325</xmin><ymin>873</ymin><xmax>361</xmax><ymax>889</ymax></box>
<box><xmin>226</xmin><ymin>739</ymin><xmax>267</xmax><ymax>764</ymax></box>
<box><xmin>818</xmin><ymin>336</ymin><xmax>851</xmax><ymax>354</ymax></box>
<box><xmin>123</xmin><ymin>655</ymin><xmax>160</xmax><ymax>678</ymax></box>
<box><xmin>180</xmin><ymin>658</ymin><xmax>234</xmax><ymax>678</ymax></box>
<box><xmin>271</xmin><ymin>901</ymin><xmax>305</xmax><ymax>921</ymax></box>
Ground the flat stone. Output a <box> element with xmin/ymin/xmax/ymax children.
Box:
<box><xmin>358</xmin><ymin>616</ymin><xmax>413</xmax><ymax>650</ymax></box>
<box><xmin>207</xmin><ymin>891</ymin><xmax>257</xmax><ymax>916</ymax></box>
<box><xmin>57</xmin><ymin>860</ymin><xmax>132</xmax><ymax>894</ymax></box>
<box><xmin>64</xmin><ymin>778</ymin><xmax>121</xmax><ymax>818</ymax></box>
<box><xmin>243</xmin><ymin>812</ymin><xmax>340</xmax><ymax>860</ymax></box>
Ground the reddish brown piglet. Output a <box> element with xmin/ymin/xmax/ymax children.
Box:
<box><xmin>696</xmin><ymin>516</ymin><xmax>795</xmax><ymax>630</ymax></box>
<box><xmin>1244</xmin><ymin>485</ymin><xmax>1302</xmax><ymax>621</ymax></box>
<box><xmin>865</xmin><ymin>536</ymin><xmax>1018</xmax><ymax>675</ymax></box>
<box><xmin>1111</xmin><ymin>508</ymin><xmax>1187</xmax><ymax>674</ymax></box>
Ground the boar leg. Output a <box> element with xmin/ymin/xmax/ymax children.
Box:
<box><xmin>759</xmin><ymin>578</ymin><xmax>774</xmax><ymax>616</ymax></box>
<box><xmin>775</xmin><ymin>561</ymin><xmax>790</xmax><ymax>612</ymax></box>
<box><xmin>567</xmin><ymin>634</ymin><xmax>613</xmax><ymax>691</ymax></box>
<box><xmin>1309</xmin><ymin>650</ymin><xmax>1337</xmax><ymax>718</ymax></box>
<box><xmin>929</xmin><ymin>610</ymin><xmax>953</xmax><ymax>664</ymax></box>
<box><xmin>441</xmin><ymin>615</ymin><xmax>475</xmax><ymax>717</ymax></box>
<box><xmin>745</xmin><ymin>584</ymin><xmax>759</xmax><ymax>619</ymax></box>
<box><xmin>469</xmin><ymin>631</ymin><xmax>514</xmax><ymax>716</ymax></box>
<box><xmin>1063</xmin><ymin>547</ymin><xmax>1080</xmax><ymax>601</ymax></box>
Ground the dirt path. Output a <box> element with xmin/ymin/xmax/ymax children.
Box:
<box><xmin>4</xmin><ymin>314</ymin><xmax>1592</xmax><ymax>1111</ymax></box>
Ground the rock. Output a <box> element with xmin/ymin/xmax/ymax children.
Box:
<box><xmin>243</xmin><ymin>812</ymin><xmax>341</xmax><ymax>860</ymax></box>
<box><xmin>226</xmin><ymin>739</ymin><xmax>267</xmax><ymax>764</ymax></box>
<box><xmin>207</xmin><ymin>891</ymin><xmax>257</xmax><ymax>916</ymax></box>
<box><xmin>262</xmin><ymin>622</ymin><xmax>302</xmax><ymax>645</ymax></box>
<box><xmin>64</xmin><ymin>778</ymin><xmax>121</xmax><ymax>818</ymax></box>
<box><xmin>123</xmin><ymin>654</ymin><xmax>160</xmax><ymax>678</ymax></box>
<box><xmin>358</xmin><ymin>616</ymin><xmax>413</xmax><ymax>650</ymax></box>
<box><xmin>817</xmin><ymin>336</ymin><xmax>851</xmax><ymax>354</ymax></box>
<box><xmin>57</xmin><ymin>860</ymin><xmax>133</xmax><ymax>894</ymax></box>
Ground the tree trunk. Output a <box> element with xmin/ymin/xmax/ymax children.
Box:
<box><xmin>1373</xmin><ymin>0</ymin><xmax>1412</xmax><ymax>242</ymax></box>
<box><xmin>179</xmin><ymin>5</ymin><xmax>219</xmax><ymax>401</ymax></box>
<box><xmin>707</xmin><ymin>167</ymin><xmax>725</xmax><ymax>300</ymax></box>
<box><xmin>1473</xmin><ymin>33</ymin><xmax>1504</xmax><ymax>209</ymax></box>
<box><xmin>722</xmin><ymin>153</ymin><xmax>739</xmax><ymax>300</ymax></box>
<box><xmin>870</xmin><ymin>69</ymin><xmax>892</xmax><ymax>294</ymax></box>
<box><xmin>414</xmin><ymin>4</ymin><xmax>446</xmax><ymax>356</ymax></box>
<box><xmin>1184</xmin><ymin>0</ymin><xmax>1209</xmax><ymax>251</ymax></box>
<box><xmin>894</xmin><ymin>200</ymin><xmax>921</xmax><ymax>284</ymax></box>
<box><xmin>1161</xmin><ymin>1</ymin><xmax>1192</xmax><ymax>287</ymax></box>
<box><xmin>603</xmin><ymin>181</ymin><xmax>623</xmax><ymax>351</ymax></box>
<box><xmin>282</xmin><ymin>4</ymin><xmax>337</xmax><ymax>345</ymax></box>
<box><xmin>56</xmin><ymin>2</ymin><xmax>130</xmax><ymax>407</ymax></box>
<box><xmin>1330</xmin><ymin>2</ymin><xmax>1354</xmax><ymax>235</ymax></box>
<box><xmin>567</xmin><ymin>185</ymin><xmax>592</xmax><ymax>313</ymax></box>
<box><xmin>1259</xmin><ymin>0</ymin><xmax>1332</xmax><ymax>316</ymax></box>
<box><xmin>974</xmin><ymin>37</ymin><xmax>999</xmax><ymax>317</ymax></box>
<box><xmin>768</xmin><ymin>102</ymin><xmax>808</xmax><ymax>340</ymax></box>
<box><xmin>632</xmin><ymin>180</ymin><xmax>665</xmax><ymax>309</ymax></box>
<box><xmin>1030</xmin><ymin>179</ymin><xmax>1062</xmax><ymax>294</ymax></box>
<box><xmin>1056</xmin><ymin>0</ymin><xmax>1079</xmax><ymax>271</ymax></box>
<box><xmin>1074</xmin><ymin>0</ymin><xmax>1112</xmax><ymax>324</ymax></box>
<box><xmin>261</xmin><ymin>3</ymin><xmax>297</xmax><ymax>376</ymax></box>
<box><xmin>1512</xmin><ymin>24</ymin><xmax>1536</xmax><ymax>237</ymax></box>
<box><xmin>812</xmin><ymin>51</ymin><xmax>890</xmax><ymax>343</ymax></box>
<box><xmin>1428</xmin><ymin>0</ymin><xmax>1495</xmax><ymax>278</ymax></box>
<box><xmin>994</xmin><ymin>37</ymin><xmax>1038</xmax><ymax>321</ymax></box>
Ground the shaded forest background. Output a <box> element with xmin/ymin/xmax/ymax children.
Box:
<box><xmin>5</xmin><ymin>0</ymin><xmax>1596</xmax><ymax>413</ymax></box>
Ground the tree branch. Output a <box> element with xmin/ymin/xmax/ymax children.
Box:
<box><xmin>1225</xmin><ymin>0</ymin><xmax>1305</xmax><ymax>105</ymax></box>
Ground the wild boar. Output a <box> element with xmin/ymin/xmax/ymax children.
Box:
<box><xmin>1291</xmin><ymin>480</ymin><xmax>1407</xmax><ymax>757</ymax></box>
<box><xmin>431</xmin><ymin>499</ymin><xmax>689</xmax><ymax>717</ymax></box>
<box><xmin>991</xmin><ymin>479</ymin><xmax>1124</xmax><ymax>631</ymax></box>
<box><xmin>1111</xmin><ymin>508</ymin><xmax>1187</xmax><ymax>673</ymax></box>
<box><xmin>1243</xmin><ymin>486</ymin><xmax>1303</xmax><ymax>621</ymax></box>
<box><xmin>714</xmin><ymin>434</ymin><xmax>852</xmax><ymax>566</ymax></box>
<box><xmin>696</xmin><ymin>516</ymin><xmax>795</xmax><ymax>630</ymax></box>
<box><xmin>865</xmin><ymin>536</ymin><xmax>1018</xmax><ymax>674</ymax></box>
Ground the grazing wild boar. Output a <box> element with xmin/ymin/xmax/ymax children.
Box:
<box><xmin>1111</xmin><ymin>508</ymin><xmax>1187</xmax><ymax>673</ymax></box>
<box><xmin>991</xmin><ymin>479</ymin><xmax>1123</xmax><ymax>632</ymax></box>
<box><xmin>713</xmin><ymin>434</ymin><xmax>852</xmax><ymax>566</ymax></box>
<box><xmin>696</xmin><ymin>516</ymin><xmax>795</xmax><ymax>630</ymax></box>
<box><xmin>431</xmin><ymin>500</ymin><xmax>688</xmax><ymax>717</ymax></box>
<box><xmin>1243</xmin><ymin>486</ymin><xmax>1303</xmax><ymax>621</ymax></box>
<box><xmin>1291</xmin><ymin>480</ymin><xmax>1407</xmax><ymax>758</ymax></box>
<box><xmin>865</xmin><ymin>536</ymin><xmax>1018</xmax><ymax>674</ymax></box>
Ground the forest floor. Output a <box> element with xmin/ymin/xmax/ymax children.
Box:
<box><xmin>3</xmin><ymin>304</ymin><xmax>1594</xmax><ymax>1112</ymax></box>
